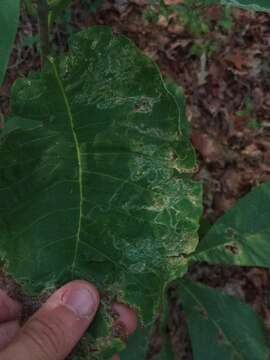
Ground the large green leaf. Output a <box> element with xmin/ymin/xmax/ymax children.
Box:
<box><xmin>0</xmin><ymin>27</ymin><xmax>202</xmax><ymax>357</ymax></box>
<box><xmin>198</xmin><ymin>0</ymin><xmax>270</xmax><ymax>11</ymax></box>
<box><xmin>220</xmin><ymin>0</ymin><xmax>270</xmax><ymax>11</ymax></box>
<box><xmin>191</xmin><ymin>181</ymin><xmax>270</xmax><ymax>267</ymax></box>
<box><xmin>0</xmin><ymin>0</ymin><xmax>20</xmax><ymax>85</ymax></box>
<box><xmin>179</xmin><ymin>279</ymin><xmax>270</xmax><ymax>360</ymax></box>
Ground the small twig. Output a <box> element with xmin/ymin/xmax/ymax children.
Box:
<box><xmin>37</xmin><ymin>0</ymin><xmax>49</xmax><ymax>65</ymax></box>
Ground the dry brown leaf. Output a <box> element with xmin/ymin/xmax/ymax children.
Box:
<box><xmin>229</xmin><ymin>50</ymin><xmax>246</xmax><ymax>70</ymax></box>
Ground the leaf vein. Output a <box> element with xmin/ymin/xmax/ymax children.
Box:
<box><xmin>50</xmin><ymin>58</ymin><xmax>83</xmax><ymax>278</ymax></box>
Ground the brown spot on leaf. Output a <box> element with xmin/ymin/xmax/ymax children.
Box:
<box><xmin>195</xmin><ymin>305</ymin><xmax>208</xmax><ymax>319</ymax></box>
<box><xmin>217</xmin><ymin>329</ymin><xmax>225</xmax><ymax>344</ymax></box>
<box><xmin>224</xmin><ymin>243</ymin><xmax>240</xmax><ymax>255</ymax></box>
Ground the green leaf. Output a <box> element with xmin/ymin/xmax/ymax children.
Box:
<box><xmin>121</xmin><ymin>78</ymin><xmax>195</xmax><ymax>360</ymax></box>
<box><xmin>153</xmin><ymin>304</ymin><xmax>175</xmax><ymax>360</ymax></box>
<box><xmin>156</xmin><ymin>342</ymin><xmax>174</xmax><ymax>360</ymax></box>
<box><xmin>24</xmin><ymin>0</ymin><xmax>36</xmax><ymax>16</ymax></box>
<box><xmin>205</xmin><ymin>0</ymin><xmax>270</xmax><ymax>11</ymax></box>
<box><xmin>119</xmin><ymin>326</ymin><xmax>151</xmax><ymax>360</ymax></box>
<box><xmin>120</xmin><ymin>287</ymin><xmax>174</xmax><ymax>360</ymax></box>
<box><xmin>179</xmin><ymin>279</ymin><xmax>270</xmax><ymax>360</ymax></box>
<box><xmin>191</xmin><ymin>181</ymin><xmax>270</xmax><ymax>267</ymax></box>
<box><xmin>0</xmin><ymin>27</ymin><xmax>202</xmax><ymax>356</ymax></box>
<box><xmin>0</xmin><ymin>0</ymin><xmax>20</xmax><ymax>85</ymax></box>
<box><xmin>48</xmin><ymin>0</ymin><xmax>73</xmax><ymax>26</ymax></box>
<box><xmin>198</xmin><ymin>217</ymin><xmax>212</xmax><ymax>239</ymax></box>
<box><xmin>164</xmin><ymin>78</ymin><xmax>197</xmax><ymax>171</ymax></box>
<box><xmin>223</xmin><ymin>0</ymin><xmax>270</xmax><ymax>11</ymax></box>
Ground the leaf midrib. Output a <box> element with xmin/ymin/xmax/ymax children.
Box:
<box><xmin>50</xmin><ymin>58</ymin><xmax>83</xmax><ymax>277</ymax></box>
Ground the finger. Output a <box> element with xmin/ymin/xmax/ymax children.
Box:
<box><xmin>0</xmin><ymin>320</ymin><xmax>20</xmax><ymax>350</ymax></box>
<box><xmin>111</xmin><ymin>303</ymin><xmax>138</xmax><ymax>360</ymax></box>
<box><xmin>0</xmin><ymin>280</ymin><xmax>99</xmax><ymax>360</ymax></box>
<box><xmin>0</xmin><ymin>290</ymin><xmax>21</xmax><ymax>323</ymax></box>
<box><xmin>112</xmin><ymin>303</ymin><xmax>137</xmax><ymax>336</ymax></box>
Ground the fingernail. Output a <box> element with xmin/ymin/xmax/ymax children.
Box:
<box><xmin>62</xmin><ymin>286</ymin><xmax>98</xmax><ymax>319</ymax></box>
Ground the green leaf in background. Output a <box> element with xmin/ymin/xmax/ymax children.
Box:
<box><xmin>48</xmin><ymin>0</ymin><xmax>73</xmax><ymax>26</ymax></box>
<box><xmin>179</xmin><ymin>279</ymin><xmax>270</xmax><ymax>360</ymax></box>
<box><xmin>152</xmin><ymin>293</ymin><xmax>175</xmax><ymax>360</ymax></box>
<box><xmin>0</xmin><ymin>26</ymin><xmax>202</xmax><ymax>357</ymax></box>
<box><xmin>190</xmin><ymin>181</ymin><xmax>270</xmax><ymax>267</ymax></box>
<box><xmin>223</xmin><ymin>0</ymin><xmax>270</xmax><ymax>11</ymax></box>
<box><xmin>24</xmin><ymin>0</ymin><xmax>36</xmax><ymax>16</ymax></box>
<box><xmin>0</xmin><ymin>0</ymin><xmax>20</xmax><ymax>85</ymax></box>
<box><xmin>164</xmin><ymin>78</ymin><xmax>197</xmax><ymax>171</ymax></box>
<box><xmin>115</xmin><ymin>291</ymin><xmax>171</xmax><ymax>360</ymax></box>
<box><xmin>206</xmin><ymin>0</ymin><xmax>270</xmax><ymax>11</ymax></box>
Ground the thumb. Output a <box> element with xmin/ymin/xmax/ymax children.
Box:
<box><xmin>1</xmin><ymin>280</ymin><xmax>99</xmax><ymax>360</ymax></box>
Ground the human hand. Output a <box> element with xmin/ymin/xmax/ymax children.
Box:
<box><xmin>0</xmin><ymin>280</ymin><xmax>137</xmax><ymax>360</ymax></box>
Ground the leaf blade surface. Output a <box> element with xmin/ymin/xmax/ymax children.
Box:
<box><xmin>0</xmin><ymin>0</ymin><xmax>20</xmax><ymax>85</ymax></box>
<box><xmin>191</xmin><ymin>181</ymin><xmax>270</xmax><ymax>267</ymax></box>
<box><xmin>0</xmin><ymin>27</ymin><xmax>202</xmax><ymax>356</ymax></box>
<box><xmin>179</xmin><ymin>279</ymin><xmax>270</xmax><ymax>360</ymax></box>
<box><xmin>203</xmin><ymin>0</ymin><xmax>270</xmax><ymax>11</ymax></box>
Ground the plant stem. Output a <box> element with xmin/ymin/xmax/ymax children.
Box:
<box><xmin>37</xmin><ymin>0</ymin><xmax>49</xmax><ymax>65</ymax></box>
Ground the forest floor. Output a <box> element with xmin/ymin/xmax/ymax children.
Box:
<box><xmin>1</xmin><ymin>1</ymin><xmax>270</xmax><ymax>358</ymax></box>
